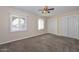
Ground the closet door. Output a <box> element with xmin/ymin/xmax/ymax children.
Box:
<box><xmin>60</xmin><ymin>15</ymin><xmax>79</xmax><ymax>39</ymax></box>
<box><xmin>68</xmin><ymin>15</ymin><xmax>79</xmax><ymax>39</ymax></box>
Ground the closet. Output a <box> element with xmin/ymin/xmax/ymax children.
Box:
<box><xmin>60</xmin><ymin>15</ymin><xmax>79</xmax><ymax>39</ymax></box>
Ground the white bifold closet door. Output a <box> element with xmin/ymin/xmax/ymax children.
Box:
<box><xmin>60</xmin><ymin>15</ymin><xmax>79</xmax><ymax>39</ymax></box>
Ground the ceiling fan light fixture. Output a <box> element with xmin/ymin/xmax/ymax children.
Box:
<box><xmin>39</xmin><ymin>6</ymin><xmax>54</xmax><ymax>17</ymax></box>
<box><xmin>40</xmin><ymin>12</ymin><xmax>53</xmax><ymax>17</ymax></box>
<box><xmin>42</xmin><ymin>11</ymin><xmax>48</xmax><ymax>14</ymax></box>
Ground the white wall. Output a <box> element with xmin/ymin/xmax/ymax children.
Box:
<box><xmin>47</xmin><ymin>17</ymin><xmax>57</xmax><ymax>34</ymax></box>
<box><xmin>0</xmin><ymin>7</ymin><xmax>47</xmax><ymax>44</ymax></box>
<box><xmin>48</xmin><ymin>11</ymin><xmax>79</xmax><ymax>39</ymax></box>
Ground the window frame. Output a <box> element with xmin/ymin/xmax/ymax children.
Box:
<box><xmin>10</xmin><ymin>15</ymin><xmax>27</xmax><ymax>32</ymax></box>
<box><xmin>37</xmin><ymin>18</ymin><xmax>45</xmax><ymax>30</ymax></box>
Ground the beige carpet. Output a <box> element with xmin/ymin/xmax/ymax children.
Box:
<box><xmin>0</xmin><ymin>33</ymin><xmax>79</xmax><ymax>52</ymax></box>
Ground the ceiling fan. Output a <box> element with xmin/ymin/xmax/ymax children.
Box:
<box><xmin>39</xmin><ymin>6</ymin><xmax>54</xmax><ymax>14</ymax></box>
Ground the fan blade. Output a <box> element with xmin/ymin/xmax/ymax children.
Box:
<box><xmin>48</xmin><ymin>8</ymin><xmax>54</xmax><ymax>10</ymax></box>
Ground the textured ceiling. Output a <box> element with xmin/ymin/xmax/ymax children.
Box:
<box><xmin>12</xmin><ymin>6</ymin><xmax>79</xmax><ymax>16</ymax></box>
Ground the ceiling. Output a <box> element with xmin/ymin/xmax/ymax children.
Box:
<box><xmin>12</xmin><ymin>6</ymin><xmax>79</xmax><ymax>16</ymax></box>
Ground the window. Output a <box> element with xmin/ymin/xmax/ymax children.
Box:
<box><xmin>10</xmin><ymin>15</ymin><xmax>27</xmax><ymax>32</ymax></box>
<box><xmin>38</xmin><ymin>18</ymin><xmax>44</xmax><ymax>30</ymax></box>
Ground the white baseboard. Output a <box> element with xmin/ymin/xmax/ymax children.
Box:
<box><xmin>50</xmin><ymin>33</ymin><xmax>79</xmax><ymax>40</ymax></box>
<box><xmin>0</xmin><ymin>33</ymin><xmax>46</xmax><ymax>45</ymax></box>
<box><xmin>0</xmin><ymin>33</ymin><xmax>79</xmax><ymax>45</ymax></box>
